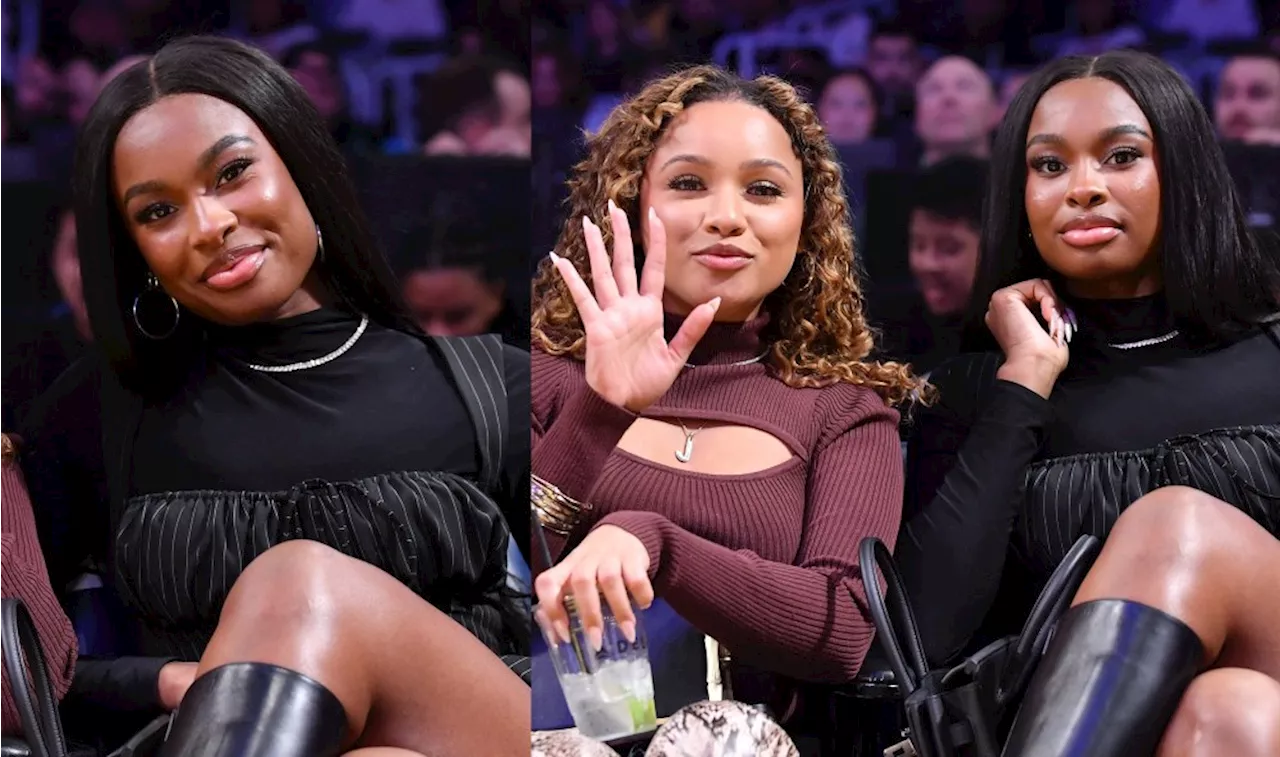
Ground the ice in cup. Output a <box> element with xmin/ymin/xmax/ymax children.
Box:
<box><xmin>538</xmin><ymin>597</ymin><xmax>658</xmax><ymax>741</ymax></box>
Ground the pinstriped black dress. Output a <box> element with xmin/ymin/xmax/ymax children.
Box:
<box><xmin>115</xmin><ymin>309</ymin><xmax>530</xmax><ymax>678</ymax></box>
<box><xmin>898</xmin><ymin>297</ymin><xmax>1280</xmax><ymax>666</ymax></box>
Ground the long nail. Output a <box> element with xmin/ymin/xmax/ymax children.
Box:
<box><xmin>549</xmin><ymin>250</ymin><xmax>561</xmax><ymax>264</ymax></box>
<box><xmin>582</xmin><ymin>215</ymin><xmax>593</xmax><ymax>231</ymax></box>
<box><xmin>619</xmin><ymin>620</ymin><xmax>637</xmax><ymax>644</ymax></box>
<box><xmin>607</xmin><ymin>198</ymin><xmax>617</xmax><ymax>214</ymax></box>
<box><xmin>587</xmin><ymin>626</ymin><xmax>604</xmax><ymax>652</ymax></box>
<box><xmin>648</xmin><ymin>207</ymin><xmax>658</xmax><ymax>223</ymax></box>
<box><xmin>553</xmin><ymin>619</ymin><xmax>571</xmax><ymax>644</ymax></box>
<box><xmin>709</xmin><ymin>296</ymin><xmax>722</xmax><ymax>311</ymax></box>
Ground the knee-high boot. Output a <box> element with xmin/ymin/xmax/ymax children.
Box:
<box><xmin>157</xmin><ymin>662</ymin><xmax>347</xmax><ymax>757</ymax></box>
<box><xmin>1001</xmin><ymin>599</ymin><xmax>1204</xmax><ymax>757</ymax></box>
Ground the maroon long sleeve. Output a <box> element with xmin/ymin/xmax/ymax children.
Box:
<box><xmin>2</xmin><ymin>436</ymin><xmax>77</xmax><ymax>736</ymax></box>
<box><xmin>531</xmin><ymin>317</ymin><xmax>904</xmax><ymax>682</ymax></box>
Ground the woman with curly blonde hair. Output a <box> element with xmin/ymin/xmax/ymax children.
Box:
<box><xmin>530</xmin><ymin>63</ymin><xmax>923</xmax><ymax>706</ymax></box>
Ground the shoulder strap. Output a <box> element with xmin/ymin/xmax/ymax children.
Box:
<box><xmin>98</xmin><ymin>362</ymin><xmax>145</xmax><ymax>534</ymax></box>
<box><xmin>431</xmin><ymin>335</ymin><xmax>509</xmax><ymax>492</ymax></box>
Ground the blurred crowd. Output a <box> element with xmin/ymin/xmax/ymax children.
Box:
<box><xmin>2</xmin><ymin>0</ymin><xmax>532</xmax><ymax>431</ymax></box>
<box><xmin>532</xmin><ymin>0</ymin><xmax>1280</xmax><ymax>373</ymax></box>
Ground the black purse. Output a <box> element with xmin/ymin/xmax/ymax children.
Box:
<box><xmin>2</xmin><ymin>598</ymin><xmax>69</xmax><ymax>757</ymax></box>
<box><xmin>858</xmin><ymin>535</ymin><xmax>1100</xmax><ymax>757</ymax></box>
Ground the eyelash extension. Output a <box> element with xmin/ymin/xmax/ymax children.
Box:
<box><xmin>218</xmin><ymin>157</ymin><xmax>254</xmax><ymax>184</ymax></box>
<box><xmin>667</xmin><ymin>176</ymin><xmax>785</xmax><ymax>197</ymax></box>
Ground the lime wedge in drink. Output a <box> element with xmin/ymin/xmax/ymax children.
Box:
<box><xmin>629</xmin><ymin>695</ymin><xmax>657</xmax><ymax>730</ymax></box>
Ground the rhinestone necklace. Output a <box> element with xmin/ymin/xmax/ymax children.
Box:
<box><xmin>684</xmin><ymin>350</ymin><xmax>769</xmax><ymax>369</ymax></box>
<box><xmin>1108</xmin><ymin>330</ymin><xmax>1180</xmax><ymax>350</ymax></box>
<box><xmin>242</xmin><ymin>315</ymin><xmax>369</xmax><ymax>373</ymax></box>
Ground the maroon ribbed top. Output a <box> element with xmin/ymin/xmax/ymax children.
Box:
<box><xmin>2</xmin><ymin>440</ymin><xmax>77</xmax><ymax>735</ymax></box>
<box><xmin>532</xmin><ymin>315</ymin><xmax>904</xmax><ymax>682</ymax></box>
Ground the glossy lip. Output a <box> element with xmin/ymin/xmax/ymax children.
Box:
<box><xmin>202</xmin><ymin>244</ymin><xmax>267</xmax><ymax>282</ymax></box>
<box><xmin>692</xmin><ymin>243</ymin><xmax>753</xmax><ymax>259</ymax></box>
<box><xmin>1060</xmin><ymin>213</ymin><xmax>1122</xmax><ymax>233</ymax></box>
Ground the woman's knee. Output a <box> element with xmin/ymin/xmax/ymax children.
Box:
<box><xmin>1160</xmin><ymin>668</ymin><xmax>1280</xmax><ymax>756</ymax></box>
<box><xmin>219</xmin><ymin>539</ymin><xmax>359</xmax><ymax>625</ymax></box>
<box><xmin>1104</xmin><ymin>486</ymin><xmax>1240</xmax><ymax>570</ymax></box>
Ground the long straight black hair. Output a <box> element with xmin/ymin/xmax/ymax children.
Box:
<box><xmin>965</xmin><ymin>49</ymin><xmax>1280</xmax><ymax>352</ymax></box>
<box><xmin>73</xmin><ymin>35</ymin><xmax>422</xmax><ymax>393</ymax></box>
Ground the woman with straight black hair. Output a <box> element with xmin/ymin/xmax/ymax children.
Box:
<box><xmin>896</xmin><ymin>49</ymin><xmax>1280</xmax><ymax>756</ymax></box>
<box><xmin>19</xmin><ymin>35</ymin><xmax>529</xmax><ymax>757</ymax></box>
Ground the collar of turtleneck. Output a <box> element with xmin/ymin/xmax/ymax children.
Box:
<box><xmin>664</xmin><ymin>311</ymin><xmax>770</xmax><ymax>367</ymax></box>
<box><xmin>1064</xmin><ymin>291</ymin><xmax>1177</xmax><ymax>347</ymax></box>
<box><xmin>205</xmin><ymin>307</ymin><xmax>367</xmax><ymax>367</ymax></box>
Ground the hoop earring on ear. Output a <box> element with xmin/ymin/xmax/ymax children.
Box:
<box><xmin>316</xmin><ymin>225</ymin><xmax>325</xmax><ymax>263</ymax></box>
<box><xmin>132</xmin><ymin>273</ymin><xmax>180</xmax><ymax>340</ymax></box>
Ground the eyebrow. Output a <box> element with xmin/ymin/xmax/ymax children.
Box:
<box><xmin>1026</xmin><ymin>124</ymin><xmax>1152</xmax><ymax>149</ymax></box>
<box><xmin>660</xmin><ymin>153</ymin><xmax>794</xmax><ymax>178</ymax></box>
<box><xmin>121</xmin><ymin>134</ymin><xmax>257</xmax><ymax>205</ymax></box>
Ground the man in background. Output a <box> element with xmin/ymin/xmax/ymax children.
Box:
<box><xmin>914</xmin><ymin>56</ymin><xmax>999</xmax><ymax>166</ymax></box>
<box><xmin>871</xmin><ymin>156</ymin><xmax>987</xmax><ymax>374</ymax></box>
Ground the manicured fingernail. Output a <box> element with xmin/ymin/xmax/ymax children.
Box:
<box><xmin>549</xmin><ymin>250</ymin><xmax>561</xmax><ymax>263</ymax></box>
<box><xmin>553</xmin><ymin>619</ymin><xmax>571</xmax><ymax>644</ymax></box>
<box><xmin>619</xmin><ymin>620</ymin><xmax>637</xmax><ymax>644</ymax></box>
<box><xmin>648</xmin><ymin>207</ymin><xmax>658</xmax><ymax>222</ymax></box>
<box><xmin>608</xmin><ymin>198</ymin><xmax>617</xmax><ymax>213</ymax></box>
<box><xmin>587</xmin><ymin>627</ymin><xmax>604</xmax><ymax>652</ymax></box>
<box><xmin>709</xmin><ymin>297</ymin><xmax>722</xmax><ymax>311</ymax></box>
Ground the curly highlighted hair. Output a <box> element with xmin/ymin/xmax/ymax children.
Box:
<box><xmin>531</xmin><ymin>64</ymin><xmax>928</xmax><ymax>407</ymax></box>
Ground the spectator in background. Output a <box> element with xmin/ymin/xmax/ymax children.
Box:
<box><xmin>995</xmin><ymin>67</ymin><xmax>1033</xmax><ymax>124</ymax></box>
<box><xmin>1215</xmin><ymin>49</ymin><xmax>1280</xmax><ymax>145</ymax></box>
<box><xmin>863</xmin><ymin>20</ymin><xmax>924</xmax><ymax>129</ymax></box>
<box><xmin>873</xmin><ymin>156</ymin><xmax>987</xmax><ymax>374</ymax></box>
<box><xmin>817</xmin><ymin>68</ymin><xmax>881</xmax><ymax>145</ymax></box>
<box><xmin>914</xmin><ymin>55</ymin><xmax>999</xmax><ymax>166</ymax></box>
<box><xmin>421</xmin><ymin>55</ymin><xmax>531</xmax><ymax>156</ymax></box>
<box><xmin>397</xmin><ymin>242</ymin><xmax>528</xmax><ymax>350</ymax></box>
<box><xmin>64</xmin><ymin>0</ymin><xmax>133</xmax><ymax>68</ymax></box>
<box><xmin>61</xmin><ymin>57</ymin><xmax>101</xmax><ymax>126</ymax></box>
<box><xmin>1055</xmin><ymin>0</ymin><xmax>1145</xmax><ymax>57</ymax></box>
<box><xmin>582</xmin><ymin>0</ymin><xmax>643</xmax><ymax>94</ymax></box>
<box><xmin>3</xmin><ymin>211</ymin><xmax>90</xmax><ymax>432</ymax></box>
<box><xmin>282</xmin><ymin>41</ymin><xmax>382</xmax><ymax>152</ymax></box>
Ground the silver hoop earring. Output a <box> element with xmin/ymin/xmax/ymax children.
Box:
<box><xmin>316</xmin><ymin>225</ymin><xmax>325</xmax><ymax>263</ymax></box>
<box><xmin>132</xmin><ymin>273</ymin><xmax>180</xmax><ymax>340</ymax></box>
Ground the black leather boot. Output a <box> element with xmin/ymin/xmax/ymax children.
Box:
<box><xmin>1001</xmin><ymin>599</ymin><xmax>1204</xmax><ymax>757</ymax></box>
<box><xmin>158</xmin><ymin>662</ymin><xmax>347</xmax><ymax>757</ymax></box>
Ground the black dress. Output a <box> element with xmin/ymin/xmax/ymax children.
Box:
<box><xmin>21</xmin><ymin>308</ymin><xmax>531</xmax><ymax>710</ymax></box>
<box><xmin>897</xmin><ymin>295</ymin><xmax>1280</xmax><ymax>665</ymax></box>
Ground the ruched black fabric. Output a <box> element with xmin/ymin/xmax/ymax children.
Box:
<box><xmin>1017</xmin><ymin>425</ymin><xmax>1279</xmax><ymax>575</ymax></box>
<box><xmin>898</xmin><ymin>295</ymin><xmax>1280</xmax><ymax>666</ymax></box>
<box><xmin>115</xmin><ymin>471</ymin><xmax>512</xmax><ymax>660</ymax></box>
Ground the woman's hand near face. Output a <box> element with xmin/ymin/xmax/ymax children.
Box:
<box><xmin>550</xmin><ymin>201</ymin><xmax>720</xmax><ymax>413</ymax></box>
<box><xmin>987</xmin><ymin>278</ymin><xmax>1070</xmax><ymax>398</ymax></box>
<box><xmin>534</xmin><ymin>525</ymin><xmax>654</xmax><ymax>652</ymax></box>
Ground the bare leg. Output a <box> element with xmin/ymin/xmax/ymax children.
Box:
<box><xmin>197</xmin><ymin>540</ymin><xmax>529</xmax><ymax>756</ymax></box>
<box><xmin>1074</xmin><ymin>486</ymin><xmax>1280</xmax><ymax>677</ymax></box>
<box><xmin>1156</xmin><ymin>668</ymin><xmax>1280</xmax><ymax>756</ymax></box>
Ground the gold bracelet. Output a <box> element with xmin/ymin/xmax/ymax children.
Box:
<box><xmin>531</xmin><ymin>474</ymin><xmax>590</xmax><ymax>536</ymax></box>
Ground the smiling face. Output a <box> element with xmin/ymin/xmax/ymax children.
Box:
<box><xmin>638</xmin><ymin>99</ymin><xmax>805</xmax><ymax>321</ymax></box>
<box><xmin>113</xmin><ymin>93</ymin><xmax>325</xmax><ymax>326</ymax></box>
<box><xmin>1024</xmin><ymin>77</ymin><xmax>1162</xmax><ymax>298</ymax></box>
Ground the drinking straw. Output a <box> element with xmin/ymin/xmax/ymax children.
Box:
<box><xmin>531</xmin><ymin>504</ymin><xmax>590</xmax><ymax>671</ymax></box>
